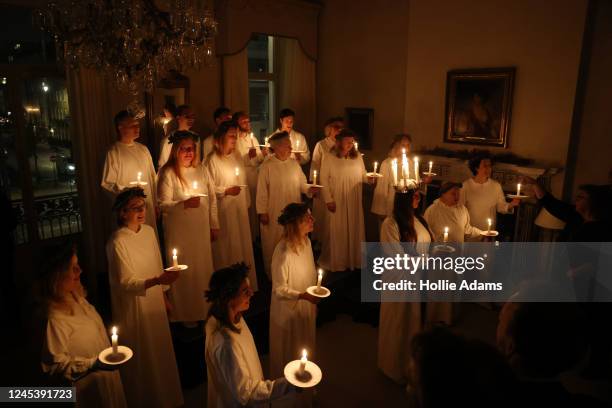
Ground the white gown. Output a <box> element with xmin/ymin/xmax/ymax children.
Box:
<box><xmin>309</xmin><ymin>138</ymin><xmax>335</xmax><ymax>243</ymax></box>
<box><xmin>459</xmin><ymin>177</ymin><xmax>513</xmax><ymax>231</ymax></box>
<box><xmin>101</xmin><ymin>141</ymin><xmax>158</xmax><ymax>235</ymax></box>
<box><xmin>318</xmin><ymin>152</ymin><xmax>367</xmax><ymax>271</ymax></box>
<box><xmin>424</xmin><ymin>198</ymin><xmax>482</xmax><ymax>243</ymax></box>
<box><xmin>377</xmin><ymin>216</ymin><xmax>430</xmax><ymax>384</ymax></box>
<box><xmin>269</xmin><ymin>239</ymin><xmax>317</xmax><ymax>378</ymax></box>
<box><xmin>205</xmin><ymin>316</ymin><xmax>294</xmax><ymax>408</ymax></box>
<box><xmin>256</xmin><ymin>155</ymin><xmax>310</xmax><ymax>277</ymax></box>
<box><xmin>42</xmin><ymin>295</ymin><xmax>127</xmax><ymax>408</ymax></box>
<box><xmin>106</xmin><ymin>225</ymin><xmax>183</xmax><ymax>408</ymax></box>
<box><xmin>158</xmin><ymin>165</ymin><xmax>219</xmax><ymax>321</ymax></box>
<box><xmin>207</xmin><ymin>152</ymin><xmax>258</xmax><ymax>291</ymax></box>
<box><xmin>236</xmin><ymin>131</ymin><xmax>265</xmax><ymax>240</ymax></box>
<box><xmin>371</xmin><ymin>157</ymin><xmax>395</xmax><ymax>217</ymax></box>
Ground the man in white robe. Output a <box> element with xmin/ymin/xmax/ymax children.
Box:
<box><xmin>101</xmin><ymin>110</ymin><xmax>158</xmax><ymax>235</ymax></box>
<box><xmin>269</xmin><ymin>108</ymin><xmax>310</xmax><ymax>166</ymax></box>
<box><xmin>256</xmin><ymin>132</ymin><xmax>315</xmax><ymax>276</ymax></box>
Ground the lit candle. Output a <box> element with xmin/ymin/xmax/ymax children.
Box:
<box><xmin>401</xmin><ymin>153</ymin><xmax>409</xmax><ymax>182</ymax></box>
<box><xmin>428</xmin><ymin>161</ymin><xmax>433</xmax><ymax>174</ymax></box>
<box><xmin>192</xmin><ymin>181</ymin><xmax>198</xmax><ymax>192</ymax></box>
<box><xmin>299</xmin><ymin>349</ymin><xmax>307</xmax><ymax>376</ymax></box>
<box><xmin>392</xmin><ymin>159</ymin><xmax>398</xmax><ymax>186</ymax></box>
<box><xmin>264</xmin><ymin>136</ymin><xmax>269</xmax><ymax>147</ymax></box>
<box><xmin>487</xmin><ymin>218</ymin><xmax>492</xmax><ymax>233</ymax></box>
<box><xmin>516</xmin><ymin>183</ymin><xmax>521</xmax><ymax>196</ymax></box>
<box><xmin>235</xmin><ymin>167</ymin><xmax>240</xmax><ymax>184</ymax></box>
<box><xmin>250</xmin><ymin>132</ymin><xmax>255</xmax><ymax>148</ymax></box>
<box><xmin>316</xmin><ymin>268</ymin><xmax>323</xmax><ymax>291</ymax></box>
<box><xmin>296</xmin><ymin>139</ymin><xmax>300</xmax><ymax>151</ymax></box>
<box><xmin>354</xmin><ymin>142</ymin><xmax>359</xmax><ymax>151</ymax></box>
<box><xmin>172</xmin><ymin>248</ymin><xmax>178</xmax><ymax>267</ymax></box>
<box><xmin>111</xmin><ymin>326</ymin><xmax>118</xmax><ymax>355</ymax></box>
<box><xmin>312</xmin><ymin>170</ymin><xmax>318</xmax><ymax>186</ymax></box>
<box><xmin>414</xmin><ymin>156</ymin><xmax>420</xmax><ymax>183</ymax></box>
<box><xmin>373</xmin><ymin>161</ymin><xmax>378</xmax><ymax>174</ymax></box>
<box><xmin>137</xmin><ymin>171</ymin><xmax>142</xmax><ymax>183</ymax></box>
<box><xmin>443</xmin><ymin>226</ymin><xmax>449</xmax><ymax>243</ymax></box>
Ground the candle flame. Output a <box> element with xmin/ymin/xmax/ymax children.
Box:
<box><xmin>172</xmin><ymin>248</ymin><xmax>177</xmax><ymax>256</ymax></box>
<box><xmin>193</xmin><ymin>181</ymin><xmax>198</xmax><ymax>189</ymax></box>
<box><xmin>301</xmin><ymin>349</ymin><xmax>308</xmax><ymax>360</ymax></box>
<box><xmin>487</xmin><ymin>218</ymin><xmax>492</xmax><ymax>225</ymax></box>
<box><xmin>235</xmin><ymin>167</ymin><xmax>239</xmax><ymax>176</ymax></box>
<box><xmin>444</xmin><ymin>226</ymin><xmax>449</xmax><ymax>234</ymax></box>
<box><xmin>112</xmin><ymin>326</ymin><xmax>117</xmax><ymax>335</ymax></box>
<box><xmin>318</xmin><ymin>268</ymin><xmax>323</xmax><ymax>278</ymax></box>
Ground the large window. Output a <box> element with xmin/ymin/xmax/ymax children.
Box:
<box><xmin>247</xmin><ymin>34</ymin><xmax>276</xmax><ymax>141</ymax></box>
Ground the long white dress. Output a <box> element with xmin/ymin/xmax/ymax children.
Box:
<box><xmin>256</xmin><ymin>155</ymin><xmax>310</xmax><ymax>276</ymax></box>
<box><xmin>309</xmin><ymin>138</ymin><xmax>335</xmax><ymax>243</ymax></box>
<box><xmin>424</xmin><ymin>198</ymin><xmax>482</xmax><ymax>243</ymax></box>
<box><xmin>158</xmin><ymin>165</ymin><xmax>219</xmax><ymax>321</ymax></box>
<box><xmin>371</xmin><ymin>157</ymin><xmax>395</xmax><ymax>217</ymax></box>
<box><xmin>459</xmin><ymin>177</ymin><xmax>513</xmax><ymax>231</ymax></box>
<box><xmin>319</xmin><ymin>153</ymin><xmax>367</xmax><ymax>271</ymax></box>
<box><xmin>106</xmin><ymin>225</ymin><xmax>183</xmax><ymax>408</ymax></box>
<box><xmin>205</xmin><ymin>316</ymin><xmax>294</xmax><ymax>408</ymax></box>
<box><xmin>42</xmin><ymin>295</ymin><xmax>127</xmax><ymax>408</ymax></box>
<box><xmin>377</xmin><ymin>216</ymin><xmax>430</xmax><ymax>384</ymax></box>
<box><xmin>207</xmin><ymin>152</ymin><xmax>258</xmax><ymax>291</ymax></box>
<box><xmin>269</xmin><ymin>239</ymin><xmax>317</xmax><ymax>378</ymax></box>
<box><xmin>101</xmin><ymin>141</ymin><xmax>158</xmax><ymax>234</ymax></box>
<box><xmin>236</xmin><ymin>131</ymin><xmax>265</xmax><ymax>240</ymax></box>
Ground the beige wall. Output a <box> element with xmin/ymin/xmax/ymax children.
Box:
<box><xmin>317</xmin><ymin>0</ymin><xmax>410</xmax><ymax>165</ymax></box>
<box><xmin>573</xmin><ymin>0</ymin><xmax>612</xmax><ymax>191</ymax></box>
<box><xmin>185</xmin><ymin>62</ymin><xmax>223</xmax><ymax>136</ymax></box>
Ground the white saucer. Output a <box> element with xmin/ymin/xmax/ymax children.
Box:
<box><xmin>129</xmin><ymin>181</ymin><xmax>148</xmax><ymax>186</ymax></box>
<box><xmin>284</xmin><ymin>360</ymin><xmax>322</xmax><ymax>388</ymax></box>
<box><xmin>99</xmin><ymin>346</ymin><xmax>133</xmax><ymax>365</ymax></box>
<box><xmin>191</xmin><ymin>193</ymin><xmax>208</xmax><ymax>197</ymax></box>
<box><xmin>480</xmin><ymin>231</ymin><xmax>499</xmax><ymax>237</ymax></box>
<box><xmin>422</xmin><ymin>172</ymin><xmax>437</xmax><ymax>176</ymax></box>
<box><xmin>506</xmin><ymin>194</ymin><xmax>528</xmax><ymax>199</ymax></box>
<box><xmin>433</xmin><ymin>244</ymin><xmax>456</xmax><ymax>253</ymax></box>
<box><xmin>292</xmin><ymin>150</ymin><xmax>307</xmax><ymax>154</ymax></box>
<box><xmin>306</xmin><ymin>184</ymin><xmax>325</xmax><ymax>188</ymax></box>
<box><xmin>234</xmin><ymin>184</ymin><xmax>248</xmax><ymax>188</ymax></box>
<box><xmin>164</xmin><ymin>264</ymin><xmax>188</xmax><ymax>272</ymax></box>
<box><xmin>306</xmin><ymin>286</ymin><xmax>331</xmax><ymax>298</ymax></box>
<box><xmin>258</xmin><ymin>144</ymin><xmax>269</xmax><ymax>148</ymax></box>
<box><xmin>366</xmin><ymin>172</ymin><xmax>383</xmax><ymax>178</ymax></box>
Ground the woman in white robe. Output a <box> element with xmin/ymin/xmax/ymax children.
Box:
<box><xmin>40</xmin><ymin>243</ymin><xmax>127</xmax><ymax>408</ymax></box>
<box><xmin>106</xmin><ymin>188</ymin><xmax>183</xmax><ymax>408</ymax></box>
<box><xmin>319</xmin><ymin>128</ymin><xmax>376</xmax><ymax>272</ymax></box>
<box><xmin>378</xmin><ymin>189</ymin><xmax>433</xmax><ymax>384</ymax></box>
<box><xmin>206</xmin><ymin>121</ymin><xmax>258</xmax><ymax>291</ymax></box>
<box><xmin>205</xmin><ymin>264</ymin><xmax>295</xmax><ymax>407</ymax></box>
<box><xmin>101</xmin><ymin>111</ymin><xmax>158</xmax><ymax>235</ymax></box>
<box><xmin>309</xmin><ymin>117</ymin><xmax>343</xmax><ymax>244</ymax></box>
<box><xmin>269</xmin><ymin>203</ymin><xmax>319</xmax><ymax>378</ymax></box>
<box><xmin>158</xmin><ymin>131</ymin><xmax>219</xmax><ymax>325</ymax></box>
<box><xmin>257</xmin><ymin>132</ymin><xmax>315</xmax><ymax>277</ymax></box>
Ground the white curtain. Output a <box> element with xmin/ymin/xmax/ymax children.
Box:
<box><xmin>223</xmin><ymin>50</ymin><xmax>249</xmax><ymax>112</ymax></box>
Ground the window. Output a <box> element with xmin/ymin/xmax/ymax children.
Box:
<box><xmin>247</xmin><ymin>34</ymin><xmax>276</xmax><ymax>141</ymax></box>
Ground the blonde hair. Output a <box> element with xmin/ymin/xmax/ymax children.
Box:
<box><xmin>39</xmin><ymin>243</ymin><xmax>86</xmax><ymax>316</ymax></box>
<box><xmin>160</xmin><ymin>136</ymin><xmax>200</xmax><ymax>189</ymax></box>
<box><xmin>278</xmin><ymin>203</ymin><xmax>310</xmax><ymax>254</ymax></box>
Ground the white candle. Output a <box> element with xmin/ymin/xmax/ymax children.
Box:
<box><xmin>401</xmin><ymin>154</ymin><xmax>409</xmax><ymax>182</ymax></box>
<box><xmin>373</xmin><ymin>161</ymin><xmax>378</xmax><ymax>174</ymax></box>
<box><xmin>392</xmin><ymin>159</ymin><xmax>398</xmax><ymax>186</ymax></box>
<box><xmin>192</xmin><ymin>181</ymin><xmax>198</xmax><ymax>192</ymax></box>
<box><xmin>312</xmin><ymin>170</ymin><xmax>318</xmax><ymax>186</ymax></box>
<box><xmin>172</xmin><ymin>248</ymin><xmax>178</xmax><ymax>267</ymax></box>
<box><xmin>354</xmin><ymin>142</ymin><xmax>359</xmax><ymax>151</ymax></box>
<box><xmin>487</xmin><ymin>218</ymin><xmax>492</xmax><ymax>233</ymax></box>
<box><xmin>111</xmin><ymin>326</ymin><xmax>118</xmax><ymax>355</ymax></box>
<box><xmin>443</xmin><ymin>226</ymin><xmax>449</xmax><ymax>243</ymax></box>
<box><xmin>235</xmin><ymin>167</ymin><xmax>240</xmax><ymax>184</ymax></box>
<box><xmin>414</xmin><ymin>156</ymin><xmax>420</xmax><ymax>183</ymax></box>
<box><xmin>264</xmin><ymin>136</ymin><xmax>269</xmax><ymax>147</ymax></box>
<box><xmin>296</xmin><ymin>139</ymin><xmax>300</xmax><ymax>150</ymax></box>
<box><xmin>516</xmin><ymin>183</ymin><xmax>521</xmax><ymax>196</ymax></box>
<box><xmin>299</xmin><ymin>349</ymin><xmax>307</xmax><ymax>375</ymax></box>
<box><xmin>137</xmin><ymin>171</ymin><xmax>142</xmax><ymax>183</ymax></box>
<box><xmin>428</xmin><ymin>161</ymin><xmax>433</xmax><ymax>174</ymax></box>
<box><xmin>316</xmin><ymin>268</ymin><xmax>323</xmax><ymax>290</ymax></box>
<box><xmin>250</xmin><ymin>132</ymin><xmax>255</xmax><ymax>148</ymax></box>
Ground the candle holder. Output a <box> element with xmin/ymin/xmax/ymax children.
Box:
<box><xmin>422</xmin><ymin>171</ymin><xmax>437</xmax><ymax>177</ymax></box>
<box><xmin>366</xmin><ymin>172</ymin><xmax>383</xmax><ymax>178</ymax></box>
<box><xmin>506</xmin><ymin>193</ymin><xmax>528</xmax><ymax>199</ymax></box>
<box><xmin>480</xmin><ymin>230</ymin><xmax>499</xmax><ymax>237</ymax></box>
<box><xmin>433</xmin><ymin>244</ymin><xmax>456</xmax><ymax>253</ymax></box>
<box><xmin>306</xmin><ymin>285</ymin><xmax>331</xmax><ymax>298</ymax></box>
<box><xmin>98</xmin><ymin>345</ymin><xmax>133</xmax><ymax>365</ymax></box>
<box><xmin>129</xmin><ymin>180</ymin><xmax>148</xmax><ymax>186</ymax></box>
<box><xmin>165</xmin><ymin>265</ymin><xmax>189</xmax><ymax>272</ymax></box>
<box><xmin>284</xmin><ymin>360</ymin><xmax>322</xmax><ymax>388</ymax></box>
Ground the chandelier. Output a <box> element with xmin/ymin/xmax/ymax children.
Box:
<box><xmin>35</xmin><ymin>0</ymin><xmax>218</xmax><ymax>95</ymax></box>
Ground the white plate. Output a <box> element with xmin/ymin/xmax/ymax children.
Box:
<box><xmin>284</xmin><ymin>360</ymin><xmax>322</xmax><ymax>388</ymax></box>
<box><xmin>190</xmin><ymin>193</ymin><xmax>208</xmax><ymax>197</ymax></box>
<box><xmin>99</xmin><ymin>345</ymin><xmax>133</xmax><ymax>365</ymax></box>
<box><xmin>164</xmin><ymin>264</ymin><xmax>188</xmax><ymax>272</ymax></box>
<box><xmin>234</xmin><ymin>184</ymin><xmax>248</xmax><ymax>188</ymax></box>
<box><xmin>433</xmin><ymin>244</ymin><xmax>456</xmax><ymax>253</ymax></box>
<box><xmin>306</xmin><ymin>184</ymin><xmax>325</xmax><ymax>188</ymax></box>
<box><xmin>128</xmin><ymin>181</ymin><xmax>148</xmax><ymax>186</ymax></box>
<box><xmin>258</xmin><ymin>144</ymin><xmax>269</xmax><ymax>148</ymax></box>
<box><xmin>480</xmin><ymin>231</ymin><xmax>499</xmax><ymax>237</ymax></box>
<box><xmin>292</xmin><ymin>150</ymin><xmax>307</xmax><ymax>154</ymax></box>
<box><xmin>366</xmin><ymin>172</ymin><xmax>383</xmax><ymax>178</ymax></box>
<box><xmin>506</xmin><ymin>194</ymin><xmax>528</xmax><ymax>199</ymax></box>
<box><xmin>422</xmin><ymin>172</ymin><xmax>437</xmax><ymax>176</ymax></box>
<box><xmin>306</xmin><ymin>286</ymin><xmax>331</xmax><ymax>298</ymax></box>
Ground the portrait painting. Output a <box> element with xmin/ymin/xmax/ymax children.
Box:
<box><xmin>443</xmin><ymin>67</ymin><xmax>515</xmax><ymax>147</ymax></box>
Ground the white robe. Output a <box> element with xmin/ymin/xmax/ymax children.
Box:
<box><xmin>309</xmin><ymin>138</ymin><xmax>335</xmax><ymax>243</ymax></box>
<box><xmin>158</xmin><ymin>165</ymin><xmax>219</xmax><ymax>321</ymax></box>
<box><xmin>42</xmin><ymin>295</ymin><xmax>127</xmax><ymax>408</ymax></box>
<box><xmin>207</xmin><ymin>152</ymin><xmax>258</xmax><ymax>291</ymax></box>
<box><xmin>158</xmin><ymin>129</ymin><xmax>201</xmax><ymax>169</ymax></box>
<box><xmin>256</xmin><ymin>155</ymin><xmax>310</xmax><ymax>276</ymax></box>
<box><xmin>459</xmin><ymin>177</ymin><xmax>513</xmax><ymax>231</ymax></box>
<box><xmin>106</xmin><ymin>225</ymin><xmax>183</xmax><ymax>408</ymax></box>
<box><xmin>269</xmin><ymin>129</ymin><xmax>310</xmax><ymax>165</ymax></box>
<box><xmin>269</xmin><ymin>239</ymin><xmax>317</xmax><ymax>378</ymax></box>
<box><xmin>318</xmin><ymin>153</ymin><xmax>367</xmax><ymax>271</ymax></box>
<box><xmin>101</xmin><ymin>141</ymin><xmax>158</xmax><ymax>235</ymax></box>
<box><xmin>424</xmin><ymin>198</ymin><xmax>482</xmax><ymax>243</ymax></box>
<box><xmin>371</xmin><ymin>157</ymin><xmax>395</xmax><ymax>217</ymax></box>
<box><xmin>202</xmin><ymin>135</ymin><xmax>215</xmax><ymax>163</ymax></box>
<box><xmin>236</xmin><ymin>131</ymin><xmax>265</xmax><ymax>240</ymax></box>
<box><xmin>377</xmin><ymin>216</ymin><xmax>430</xmax><ymax>384</ymax></box>
<box><xmin>205</xmin><ymin>316</ymin><xmax>293</xmax><ymax>408</ymax></box>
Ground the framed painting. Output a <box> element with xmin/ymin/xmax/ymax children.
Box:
<box><xmin>443</xmin><ymin>67</ymin><xmax>515</xmax><ymax>147</ymax></box>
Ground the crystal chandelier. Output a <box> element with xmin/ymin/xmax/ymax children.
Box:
<box><xmin>35</xmin><ymin>0</ymin><xmax>218</xmax><ymax>95</ymax></box>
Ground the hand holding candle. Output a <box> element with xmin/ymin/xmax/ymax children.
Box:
<box><xmin>111</xmin><ymin>326</ymin><xmax>118</xmax><ymax>355</ymax></box>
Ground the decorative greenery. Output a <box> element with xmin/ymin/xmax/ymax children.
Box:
<box><xmin>419</xmin><ymin>146</ymin><xmax>533</xmax><ymax>166</ymax></box>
